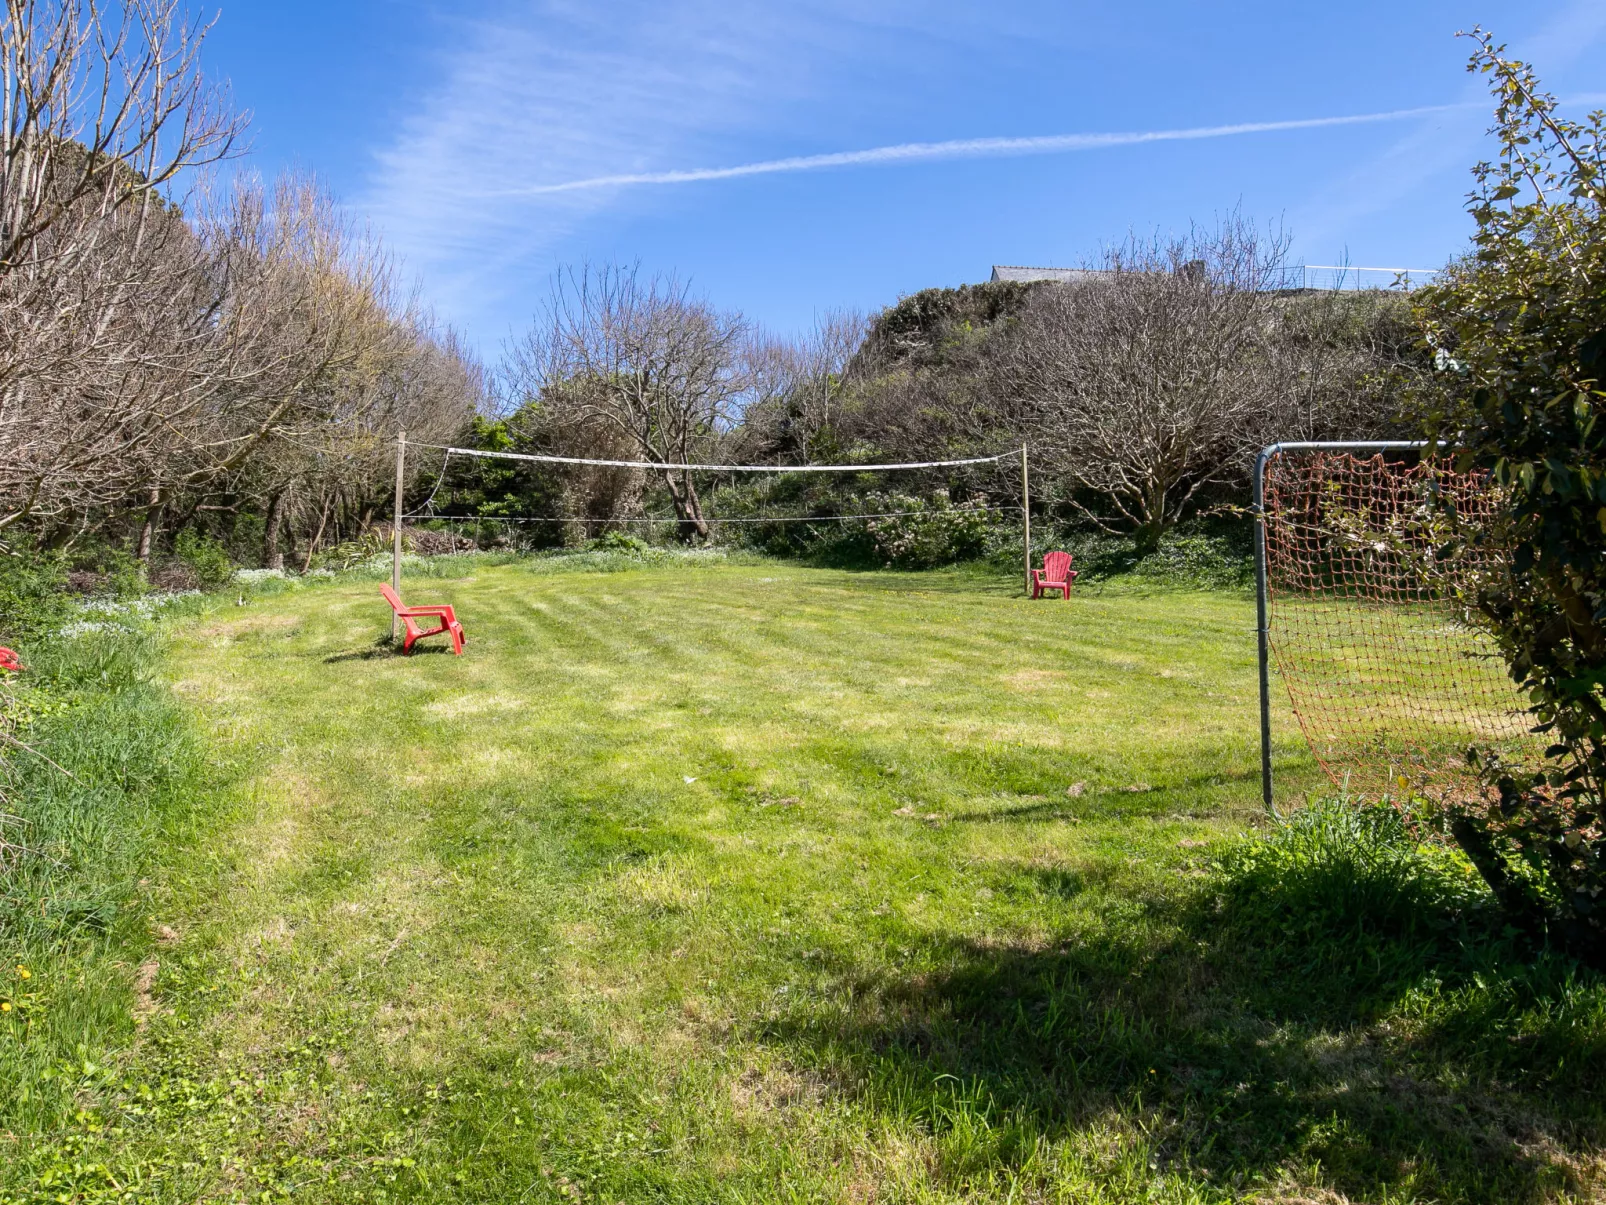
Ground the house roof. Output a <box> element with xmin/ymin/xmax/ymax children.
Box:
<box><xmin>989</xmin><ymin>265</ymin><xmax>1111</xmax><ymax>284</ymax></box>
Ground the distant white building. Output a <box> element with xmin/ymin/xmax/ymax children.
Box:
<box><xmin>989</xmin><ymin>265</ymin><xmax>1111</xmax><ymax>285</ymax></box>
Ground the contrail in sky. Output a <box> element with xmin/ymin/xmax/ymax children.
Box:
<box><xmin>499</xmin><ymin>104</ymin><xmax>1469</xmax><ymax>197</ymax></box>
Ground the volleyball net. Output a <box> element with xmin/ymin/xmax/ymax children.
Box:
<box><xmin>388</xmin><ymin>438</ymin><xmax>1038</xmax><ymax>586</ymax></box>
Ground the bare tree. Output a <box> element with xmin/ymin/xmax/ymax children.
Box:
<box><xmin>739</xmin><ymin>309</ymin><xmax>866</xmax><ymax>462</ymax></box>
<box><xmin>0</xmin><ymin>173</ymin><xmax>218</xmax><ymax>538</ymax></box>
<box><xmin>508</xmin><ymin>264</ymin><xmax>749</xmax><ymax>542</ymax></box>
<box><xmin>208</xmin><ymin>176</ymin><xmax>478</xmax><ymax>566</ymax></box>
<box><xmin>1002</xmin><ymin>220</ymin><xmax>1294</xmax><ymax>551</ymax></box>
<box><xmin>0</xmin><ymin>7</ymin><xmax>488</xmax><ymax>569</ymax></box>
<box><xmin>0</xmin><ymin>0</ymin><xmax>243</xmax><ymax>539</ymax></box>
<box><xmin>1268</xmin><ymin>288</ymin><xmax>1422</xmax><ymax>441</ymax></box>
<box><xmin>0</xmin><ymin>0</ymin><xmax>243</xmax><ymax>274</ymax></box>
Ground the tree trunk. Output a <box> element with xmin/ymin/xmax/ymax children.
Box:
<box><xmin>301</xmin><ymin>492</ymin><xmax>332</xmax><ymax>573</ymax></box>
<box><xmin>135</xmin><ymin>488</ymin><xmax>164</xmax><ymax>563</ymax></box>
<box><xmin>263</xmin><ymin>489</ymin><xmax>288</xmax><ymax>570</ymax></box>
<box><xmin>1132</xmin><ymin>480</ymin><xmax>1169</xmax><ymax>556</ymax></box>
<box><xmin>1449</xmin><ymin>814</ymin><xmax>1545</xmax><ymax>935</ymax></box>
<box><xmin>664</xmin><ymin>470</ymin><xmax>710</xmax><ymax>544</ymax></box>
<box><xmin>1133</xmin><ymin>516</ymin><xmax>1165</xmax><ymax>557</ymax></box>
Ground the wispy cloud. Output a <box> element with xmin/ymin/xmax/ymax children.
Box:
<box><xmin>361</xmin><ymin>0</ymin><xmax>877</xmax><ymax>336</ymax></box>
<box><xmin>1290</xmin><ymin>2</ymin><xmax>1606</xmax><ymax>261</ymax></box>
<box><xmin>488</xmin><ymin>105</ymin><xmax>1468</xmax><ymax>197</ymax></box>
<box><xmin>362</xmin><ymin>1</ymin><xmax>1606</xmax><ymax>346</ymax></box>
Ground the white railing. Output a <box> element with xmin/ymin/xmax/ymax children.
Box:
<box><xmin>1298</xmin><ymin>265</ymin><xmax>1440</xmax><ymax>291</ymax></box>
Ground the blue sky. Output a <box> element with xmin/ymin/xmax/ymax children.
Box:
<box><xmin>204</xmin><ymin>0</ymin><xmax>1606</xmax><ymax>352</ymax></box>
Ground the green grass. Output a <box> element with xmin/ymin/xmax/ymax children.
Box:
<box><xmin>2</xmin><ymin>559</ymin><xmax>1603</xmax><ymax>1203</ymax></box>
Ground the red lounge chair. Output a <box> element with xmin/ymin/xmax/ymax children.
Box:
<box><xmin>380</xmin><ymin>584</ymin><xmax>466</xmax><ymax>655</ymax></box>
<box><xmin>1030</xmin><ymin>550</ymin><xmax>1078</xmax><ymax>600</ymax></box>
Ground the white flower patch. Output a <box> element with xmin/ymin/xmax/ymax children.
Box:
<box><xmin>59</xmin><ymin>590</ymin><xmax>202</xmax><ymax>638</ymax></box>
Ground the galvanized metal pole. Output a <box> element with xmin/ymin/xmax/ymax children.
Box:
<box><xmin>1021</xmin><ymin>446</ymin><xmax>1031</xmax><ymax>596</ymax></box>
<box><xmin>1253</xmin><ymin>445</ymin><xmax>1275</xmax><ymax>811</ymax></box>
<box><xmin>391</xmin><ymin>430</ymin><xmax>406</xmax><ymax>641</ymax></box>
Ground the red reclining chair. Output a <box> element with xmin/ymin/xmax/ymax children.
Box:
<box><xmin>380</xmin><ymin>584</ymin><xmax>466</xmax><ymax>655</ymax></box>
<box><xmin>1030</xmin><ymin>550</ymin><xmax>1078</xmax><ymax>600</ymax></box>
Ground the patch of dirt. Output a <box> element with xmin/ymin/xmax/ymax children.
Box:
<box><xmin>132</xmin><ymin>958</ymin><xmax>160</xmax><ymax>1025</ymax></box>
<box><xmin>728</xmin><ymin>1062</ymin><xmax>828</xmax><ymax>1117</ymax></box>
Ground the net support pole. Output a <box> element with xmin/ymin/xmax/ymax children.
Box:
<box><xmin>1253</xmin><ymin>444</ymin><xmax>1276</xmax><ymax>811</ymax></box>
<box><xmin>391</xmin><ymin>430</ymin><xmax>406</xmax><ymax>641</ymax></box>
<box><xmin>1021</xmin><ymin>445</ymin><xmax>1031</xmax><ymax>597</ymax></box>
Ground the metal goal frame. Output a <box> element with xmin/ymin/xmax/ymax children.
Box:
<box><xmin>1252</xmin><ymin>439</ymin><xmax>1434</xmax><ymax>808</ymax></box>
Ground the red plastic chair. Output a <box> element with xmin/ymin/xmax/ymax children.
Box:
<box><xmin>380</xmin><ymin>584</ymin><xmax>466</xmax><ymax>655</ymax></box>
<box><xmin>0</xmin><ymin>647</ymin><xmax>22</xmax><ymax>672</ymax></box>
<box><xmin>1030</xmin><ymin>550</ymin><xmax>1078</xmax><ymax>600</ymax></box>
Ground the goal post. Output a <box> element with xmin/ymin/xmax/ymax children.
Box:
<box><xmin>1253</xmin><ymin>440</ymin><xmax>1536</xmax><ymax>807</ymax></box>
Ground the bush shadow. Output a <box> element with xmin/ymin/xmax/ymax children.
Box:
<box><xmin>762</xmin><ymin>861</ymin><xmax>1606</xmax><ymax>1201</ymax></box>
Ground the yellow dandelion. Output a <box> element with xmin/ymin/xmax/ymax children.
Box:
<box><xmin>1</xmin><ymin>1001</ymin><xmax>12</xmax><ymax>1012</ymax></box>
<box><xmin>15</xmin><ymin>966</ymin><xmax>29</xmax><ymax>980</ymax></box>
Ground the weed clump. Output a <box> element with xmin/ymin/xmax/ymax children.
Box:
<box><xmin>1209</xmin><ymin>800</ymin><xmax>1489</xmax><ymax>1011</ymax></box>
<box><xmin>1216</xmin><ymin>800</ymin><xmax>1483</xmax><ymax>937</ymax></box>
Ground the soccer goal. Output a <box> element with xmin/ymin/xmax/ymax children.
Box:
<box><xmin>1252</xmin><ymin>440</ymin><xmax>1537</xmax><ymax>807</ymax></box>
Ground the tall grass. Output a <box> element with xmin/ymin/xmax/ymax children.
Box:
<box><xmin>1210</xmin><ymin>800</ymin><xmax>1489</xmax><ymax>1005</ymax></box>
<box><xmin>0</xmin><ymin>626</ymin><xmax>212</xmax><ymax>1135</ymax></box>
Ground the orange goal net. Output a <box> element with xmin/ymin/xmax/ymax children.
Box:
<box><xmin>1255</xmin><ymin>443</ymin><xmax>1537</xmax><ymax>802</ymax></box>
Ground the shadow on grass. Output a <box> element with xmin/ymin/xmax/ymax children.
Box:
<box><xmin>763</xmin><ymin>852</ymin><xmax>1606</xmax><ymax>1201</ymax></box>
<box><xmin>948</xmin><ymin>767</ymin><xmax>1265</xmax><ymax>825</ymax></box>
<box><xmin>321</xmin><ymin>640</ymin><xmax>457</xmax><ymax>663</ymax></box>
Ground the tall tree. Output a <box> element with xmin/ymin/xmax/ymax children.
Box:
<box><xmin>1000</xmin><ymin>219</ymin><xmax>1294</xmax><ymax>552</ymax></box>
<box><xmin>508</xmin><ymin>264</ymin><xmax>750</xmax><ymax>542</ymax></box>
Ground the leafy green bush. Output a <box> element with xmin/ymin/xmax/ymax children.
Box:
<box><xmin>1449</xmin><ymin>752</ymin><xmax>1604</xmax><ymax>957</ymax></box>
<box><xmin>0</xmin><ymin>549</ymin><xmax>69</xmax><ymax>643</ymax></box>
<box><xmin>74</xmin><ymin>546</ymin><xmax>150</xmax><ymax>600</ymax></box>
<box><xmin>860</xmin><ymin>494</ymin><xmax>997</xmax><ymax>569</ymax></box>
<box><xmin>170</xmin><ymin>529</ymin><xmax>235</xmax><ymax>590</ymax></box>
<box><xmin>587</xmin><ymin>530</ymin><xmax>650</xmax><ymax>555</ymax></box>
<box><xmin>311</xmin><ymin>531</ymin><xmax>390</xmax><ymax>572</ymax></box>
<box><xmin>1128</xmin><ymin>531</ymin><xmax>1252</xmax><ymax>588</ymax></box>
<box><xmin>1412</xmin><ymin>36</ymin><xmax>1606</xmax><ymax>961</ymax></box>
<box><xmin>995</xmin><ymin>520</ymin><xmax>1253</xmax><ymax>589</ymax></box>
<box><xmin>709</xmin><ymin>481</ymin><xmax>1007</xmax><ymax>569</ymax></box>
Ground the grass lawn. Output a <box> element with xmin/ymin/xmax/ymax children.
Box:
<box><xmin>4</xmin><ymin>559</ymin><xmax>1603</xmax><ymax>1203</ymax></box>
